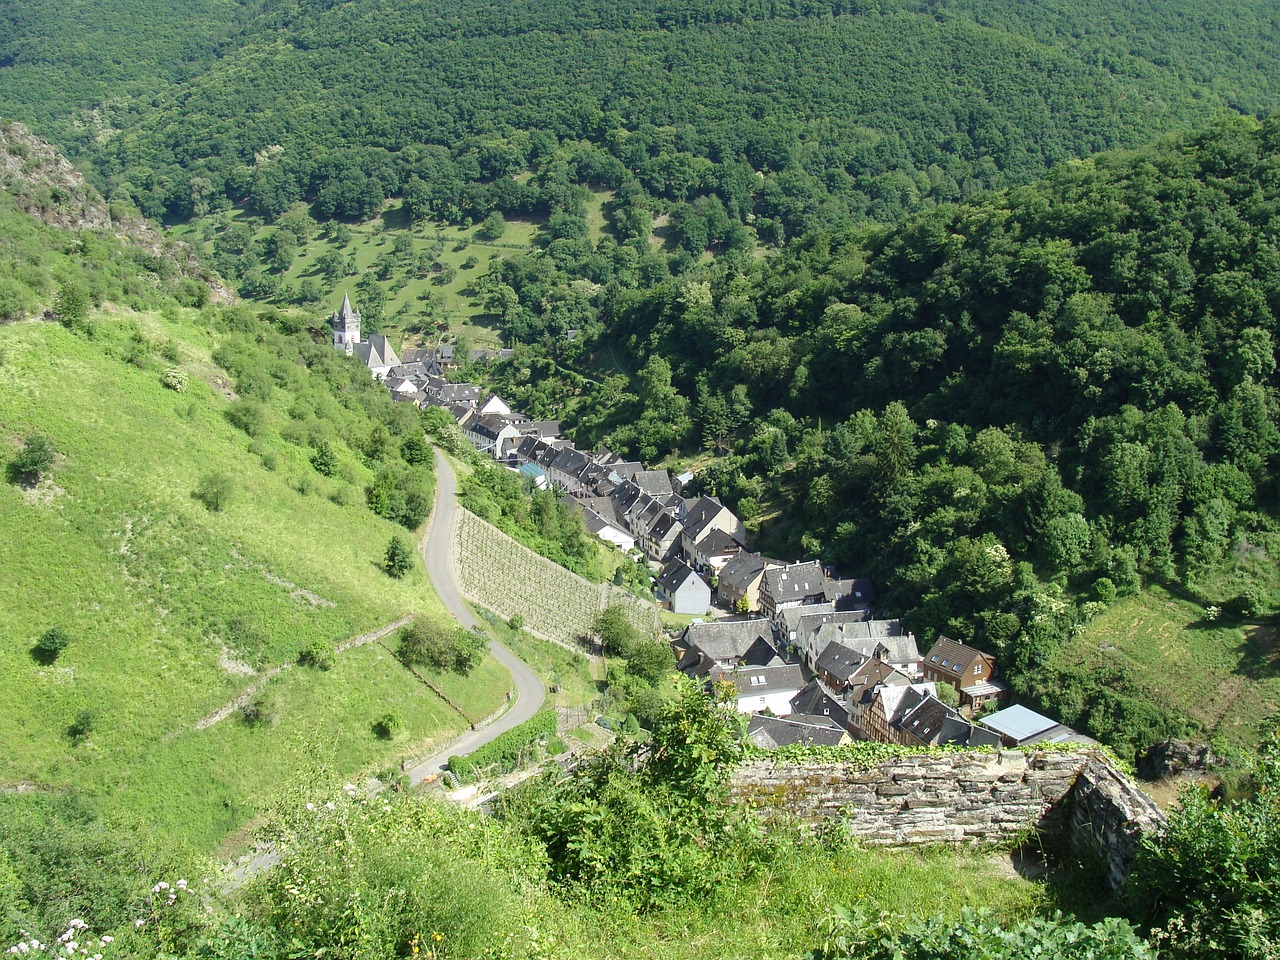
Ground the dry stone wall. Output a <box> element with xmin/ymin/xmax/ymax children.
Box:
<box><xmin>730</xmin><ymin>749</ymin><xmax>1165</xmax><ymax>890</ymax></box>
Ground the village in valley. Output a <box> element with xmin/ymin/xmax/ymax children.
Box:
<box><xmin>332</xmin><ymin>294</ymin><xmax>1096</xmax><ymax>759</ymax></box>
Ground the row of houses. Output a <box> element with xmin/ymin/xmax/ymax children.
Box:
<box><xmin>671</xmin><ymin>611</ymin><xmax>1081</xmax><ymax>753</ymax></box>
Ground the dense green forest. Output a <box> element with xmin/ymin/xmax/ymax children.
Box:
<box><xmin>479</xmin><ymin>116</ymin><xmax>1280</xmax><ymax>755</ymax></box>
<box><xmin>3</xmin><ymin>0</ymin><xmax>1279</xmax><ymax>241</ymax></box>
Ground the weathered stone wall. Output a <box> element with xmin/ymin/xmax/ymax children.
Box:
<box><xmin>729</xmin><ymin>749</ymin><xmax>1165</xmax><ymax>890</ymax></box>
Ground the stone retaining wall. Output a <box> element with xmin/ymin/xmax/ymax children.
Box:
<box><xmin>729</xmin><ymin>749</ymin><xmax>1165</xmax><ymax>890</ymax></box>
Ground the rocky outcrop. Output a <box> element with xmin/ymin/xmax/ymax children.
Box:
<box><xmin>1136</xmin><ymin>739</ymin><xmax>1222</xmax><ymax>781</ymax></box>
<box><xmin>730</xmin><ymin>749</ymin><xmax>1165</xmax><ymax>891</ymax></box>
<box><xmin>0</xmin><ymin>120</ymin><xmax>234</xmax><ymax>302</ymax></box>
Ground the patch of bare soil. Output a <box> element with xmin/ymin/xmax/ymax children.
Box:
<box><xmin>18</xmin><ymin>477</ymin><xmax>65</xmax><ymax>506</ymax></box>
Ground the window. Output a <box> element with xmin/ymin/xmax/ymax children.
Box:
<box><xmin>973</xmin><ymin>664</ymin><xmax>982</xmax><ymax>675</ymax></box>
<box><xmin>750</xmin><ymin>675</ymin><xmax>766</xmax><ymax>686</ymax></box>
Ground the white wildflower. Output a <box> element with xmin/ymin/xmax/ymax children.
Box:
<box><xmin>305</xmin><ymin>802</ymin><xmax>315</xmax><ymax>811</ymax></box>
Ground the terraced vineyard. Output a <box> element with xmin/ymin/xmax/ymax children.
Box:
<box><xmin>454</xmin><ymin>508</ymin><xmax>657</xmax><ymax>645</ymax></box>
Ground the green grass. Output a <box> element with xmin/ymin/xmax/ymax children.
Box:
<box><xmin>0</xmin><ymin>311</ymin><xmax>507</xmax><ymax>850</ymax></box>
<box><xmin>1053</xmin><ymin>585</ymin><xmax>1280</xmax><ymax>751</ymax></box>
<box><xmin>529</xmin><ymin>842</ymin><xmax>1067</xmax><ymax>960</ymax></box>
<box><xmin>475</xmin><ymin>607</ymin><xmax>601</xmax><ymax>711</ymax></box>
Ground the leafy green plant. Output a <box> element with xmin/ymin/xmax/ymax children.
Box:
<box><xmin>31</xmin><ymin>625</ymin><xmax>71</xmax><ymax>664</ymax></box>
<box><xmin>297</xmin><ymin>641</ymin><xmax>335</xmax><ymax>671</ymax></box>
<box><xmin>448</xmin><ymin>709</ymin><xmax>556</xmax><ymax>783</ymax></box>
<box><xmin>383</xmin><ymin>534</ymin><xmax>415</xmax><ymax>579</ymax></box>
<box><xmin>372</xmin><ymin>711</ymin><xmax>402</xmax><ymax>740</ymax></box>
<box><xmin>7</xmin><ymin>433</ymin><xmax>56</xmax><ymax>483</ymax></box>
<box><xmin>192</xmin><ymin>472</ymin><xmax>233</xmax><ymax>511</ymax></box>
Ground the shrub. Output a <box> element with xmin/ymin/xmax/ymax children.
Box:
<box><xmin>507</xmin><ymin>613</ymin><xmax>524</xmax><ymax>631</ymax></box>
<box><xmin>8</xmin><ymin>433</ymin><xmax>56</xmax><ymax>482</ymax></box>
<box><xmin>310</xmin><ymin>439</ymin><xmax>338</xmax><ymax>477</ymax></box>
<box><xmin>193</xmin><ymin>472</ymin><xmax>234</xmax><ymax>511</ymax></box>
<box><xmin>397</xmin><ymin>619</ymin><xmax>486</xmax><ymax>675</ymax></box>
<box><xmin>241</xmin><ymin>688</ymin><xmax>278</xmax><ymax>727</ymax></box>
<box><xmin>372</xmin><ymin>712</ymin><xmax>402</xmax><ymax>740</ymax></box>
<box><xmin>32</xmin><ymin>626</ymin><xmax>71</xmax><ymax>664</ymax></box>
<box><xmin>225</xmin><ymin>398</ymin><xmax>267</xmax><ymax>436</ymax></box>
<box><xmin>66</xmin><ymin>710</ymin><xmax>94</xmax><ymax>746</ymax></box>
<box><xmin>297</xmin><ymin>641</ymin><xmax>335</xmax><ymax>671</ymax></box>
<box><xmin>383</xmin><ymin>534</ymin><xmax>415</xmax><ymax>579</ymax></box>
<box><xmin>448</xmin><ymin>710</ymin><xmax>555</xmax><ymax>782</ymax></box>
<box><xmin>161</xmin><ymin>367</ymin><xmax>188</xmax><ymax>392</ymax></box>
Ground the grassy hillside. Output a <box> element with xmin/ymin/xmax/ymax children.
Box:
<box><xmin>0</xmin><ymin>308</ymin><xmax>507</xmax><ymax>850</ymax></box>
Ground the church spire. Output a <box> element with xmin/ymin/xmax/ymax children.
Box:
<box><xmin>331</xmin><ymin>292</ymin><xmax>361</xmax><ymax>355</ymax></box>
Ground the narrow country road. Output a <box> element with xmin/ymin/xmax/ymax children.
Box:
<box><xmin>405</xmin><ymin>449</ymin><xmax>545</xmax><ymax>784</ymax></box>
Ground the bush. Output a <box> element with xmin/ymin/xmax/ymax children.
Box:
<box><xmin>66</xmin><ymin>710</ymin><xmax>94</xmax><ymax>746</ymax></box>
<box><xmin>161</xmin><ymin>367</ymin><xmax>188</xmax><ymax>392</ymax></box>
<box><xmin>448</xmin><ymin>710</ymin><xmax>555</xmax><ymax>782</ymax></box>
<box><xmin>383</xmin><ymin>534</ymin><xmax>415</xmax><ymax>579</ymax></box>
<box><xmin>297</xmin><ymin>641</ymin><xmax>335</xmax><ymax>671</ymax></box>
<box><xmin>32</xmin><ymin>626</ymin><xmax>71</xmax><ymax>664</ymax></box>
<box><xmin>241</xmin><ymin>688</ymin><xmax>278</xmax><ymax>727</ymax></box>
<box><xmin>310</xmin><ymin>439</ymin><xmax>338</xmax><ymax>477</ymax></box>
<box><xmin>225</xmin><ymin>398</ymin><xmax>267</xmax><ymax>436</ymax></box>
<box><xmin>193</xmin><ymin>472</ymin><xmax>234</xmax><ymax>511</ymax></box>
<box><xmin>8</xmin><ymin>433</ymin><xmax>56</xmax><ymax>482</ymax></box>
<box><xmin>397</xmin><ymin>619</ymin><xmax>486</xmax><ymax>675</ymax></box>
<box><xmin>372</xmin><ymin>712</ymin><xmax>402</xmax><ymax>740</ymax></box>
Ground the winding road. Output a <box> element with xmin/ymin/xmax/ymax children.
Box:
<box><xmin>404</xmin><ymin>450</ymin><xmax>545</xmax><ymax>784</ymax></box>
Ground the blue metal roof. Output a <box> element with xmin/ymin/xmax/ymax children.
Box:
<box><xmin>978</xmin><ymin>704</ymin><xmax>1058</xmax><ymax>742</ymax></box>
<box><xmin>518</xmin><ymin>463</ymin><xmax>545</xmax><ymax>479</ymax></box>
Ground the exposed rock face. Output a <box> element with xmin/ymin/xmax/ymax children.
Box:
<box><xmin>1136</xmin><ymin>739</ymin><xmax>1222</xmax><ymax>781</ymax></box>
<box><xmin>0</xmin><ymin>120</ymin><xmax>234</xmax><ymax>302</ymax></box>
<box><xmin>729</xmin><ymin>749</ymin><xmax>1165</xmax><ymax>891</ymax></box>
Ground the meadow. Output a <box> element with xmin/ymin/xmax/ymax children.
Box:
<box><xmin>1052</xmin><ymin>585</ymin><xmax>1279</xmax><ymax>752</ymax></box>
<box><xmin>0</xmin><ymin>309</ymin><xmax>507</xmax><ymax>851</ymax></box>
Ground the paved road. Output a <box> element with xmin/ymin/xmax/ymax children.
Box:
<box><xmin>405</xmin><ymin>450</ymin><xmax>545</xmax><ymax>784</ymax></box>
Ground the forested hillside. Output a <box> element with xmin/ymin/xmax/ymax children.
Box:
<box><xmin>3</xmin><ymin>0</ymin><xmax>1278</xmax><ymax>239</ymax></box>
<box><xmin>502</xmin><ymin>116</ymin><xmax>1280</xmax><ymax>753</ymax></box>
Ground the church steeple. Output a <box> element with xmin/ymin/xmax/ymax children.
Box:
<box><xmin>331</xmin><ymin>293</ymin><xmax>361</xmax><ymax>355</ymax></box>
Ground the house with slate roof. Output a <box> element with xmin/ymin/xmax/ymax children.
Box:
<box><xmin>679</xmin><ymin>495</ymin><xmax>746</xmax><ymax>569</ymax></box>
<box><xmin>807</xmin><ymin>621</ymin><xmax>922</xmax><ymax>677</ymax></box>
<box><xmin>747</xmin><ymin>714</ymin><xmax>850</xmax><ymax>749</ymax></box>
<box><xmin>676</xmin><ymin>618</ymin><xmax>782</xmax><ymax>676</ymax></box>
<box><xmin>759</xmin><ymin>560</ymin><xmax>829</xmax><ymax>622</ymax></box>
<box><xmin>893</xmin><ymin>691</ymin><xmax>957</xmax><ymax>746</ymax></box>
<box><xmin>863</xmin><ymin>682</ymin><xmax>937</xmax><ymax>744</ymax></box>
<box><xmin>717</xmin><ymin>551</ymin><xmax>782</xmax><ymax>614</ymax></box>
<box><xmin>845</xmin><ymin>659</ymin><xmax>914</xmax><ymax>737</ymax></box>
<box><xmin>922</xmin><ymin>637</ymin><xmax>1009</xmax><ymax>713</ymax></box>
<box><xmin>717</xmin><ymin>663</ymin><xmax>806</xmax><ymax>715</ymax></box>
<box><xmin>790</xmin><ymin>678</ymin><xmax>851</xmax><ymax>730</ymax></box>
<box><xmin>655</xmin><ymin>559</ymin><xmax>710</xmax><ymax>615</ymax></box>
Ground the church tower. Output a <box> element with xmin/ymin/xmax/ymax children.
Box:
<box><xmin>331</xmin><ymin>293</ymin><xmax>361</xmax><ymax>355</ymax></box>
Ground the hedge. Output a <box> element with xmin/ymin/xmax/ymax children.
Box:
<box><xmin>448</xmin><ymin>709</ymin><xmax>557</xmax><ymax>783</ymax></box>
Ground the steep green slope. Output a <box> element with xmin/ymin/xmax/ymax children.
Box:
<box><xmin>0</xmin><ymin>308</ymin><xmax>508</xmax><ymax>849</ymax></box>
<box><xmin>12</xmin><ymin>0</ymin><xmax>1273</xmax><ymax>235</ymax></box>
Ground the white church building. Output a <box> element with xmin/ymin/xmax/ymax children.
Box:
<box><xmin>330</xmin><ymin>293</ymin><xmax>400</xmax><ymax>379</ymax></box>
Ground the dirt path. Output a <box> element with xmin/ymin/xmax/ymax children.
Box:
<box><xmin>194</xmin><ymin>616</ymin><xmax>413</xmax><ymax>731</ymax></box>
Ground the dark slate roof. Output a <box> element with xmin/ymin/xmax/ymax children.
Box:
<box><xmin>936</xmin><ymin>718</ymin><xmax>1003</xmax><ymax>748</ymax></box>
<box><xmin>894</xmin><ymin>693</ymin><xmax>957</xmax><ymax>745</ymax></box>
<box><xmin>792</xmin><ymin>608</ymin><xmax>872</xmax><ymax>645</ymax></box>
<box><xmin>824</xmin><ymin>577</ymin><xmax>877</xmax><ymax>609</ymax></box>
<box><xmin>438</xmin><ymin>382</ymin><xmax>481</xmax><ymax>404</ymax></box>
<box><xmin>846</xmin><ymin>658</ymin><xmax>912</xmax><ymax>703</ymax></box>
<box><xmin>747</xmin><ymin>714</ymin><xmax>847</xmax><ymax>749</ymax></box>
<box><xmin>695</xmin><ymin>527</ymin><xmax>742</xmax><ymax>557</ymax></box>
<box><xmin>815</xmin><ymin>641</ymin><xmax>869</xmax><ymax>685</ymax></box>
<box><xmin>718</xmin><ymin>552</ymin><xmax>772</xmax><ymax>593</ymax></box>
<box><xmin>721</xmin><ymin>663</ymin><xmax>806</xmax><ymax>700</ymax></box>
<box><xmin>657</xmin><ymin>559</ymin><xmax>702</xmax><ymax>596</ymax></box>
<box><xmin>631</xmin><ymin>469</ymin><xmax>674</xmax><ymax>499</ymax></box>
<box><xmin>812</xmin><ymin>621</ymin><xmax>920</xmax><ymax>666</ymax></box>
<box><xmin>548</xmin><ymin>446</ymin><xmax>590</xmax><ymax>476</ymax></box>
<box><xmin>789</xmin><ymin>678</ymin><xmax>849</xmax><ymax>724</ymax></box>
<box><xmin>924</xmin><ymin>637</ymin><xmax>995</xmax><ymax>678</ymax></box>
<box><xmin>762</xmin><ymin>561</ymin><xmax>828</xmax><ymax>605</ymax></box>
<box><xmin>681</xmin><ymin>495</ymin><xmax>729</xmax><ymax>542</ymax></box>
<box><xmin>648</xmin><ymin>510</ymin><xmax>681</xmax><ymax>542</ymax></box>
<box><xmin>680</xmin><ymin>619</ymin><xmax>779</xmax><ymax>666</ymax></box>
